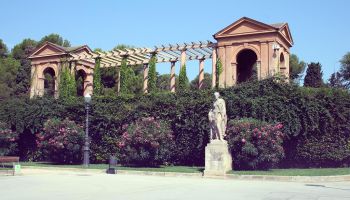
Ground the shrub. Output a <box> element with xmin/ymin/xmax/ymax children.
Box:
<box><xmin>226</xmin><ymin>118</ymin><xmax>285</xmax><ymax>170</ymax></box>
<box><xmin>36</xmin><ymin>118</ymin><xmax>84</xmax><ymax>164</ymax></box>
<box><xmin>117</xmin><ymin>117</ymin><xmax>175</xmax><ymax>166</ymax></box>
<box><xmin>0</xmin><ymin>122</ymin><xmax>18</xmax><ymax>156</ymax></box>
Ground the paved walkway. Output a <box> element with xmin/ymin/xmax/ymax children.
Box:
<box><xmin>1</xmin><ymin>170</ymin><xmax>350</xmax><ymax>200</ymax></box>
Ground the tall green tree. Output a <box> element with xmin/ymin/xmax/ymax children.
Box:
<box><xmin>0</xmin><ymin>39</ymin><xmax>8</xmax><ymax>58</ymax></box>
<box><xmin>289</xmin><ymin>54</ymin><xmax>306</xmax><ymax>83</ymax></box>
<box><xmin>120</xmin><ymin>58</ymin><xmax>136</xmax><ymax>94</ymax></box>
<box><xmin>38</xmin><ymin>33</ymin><xmax>71</xmax><ymax>47</ymax></box>
<box><xmin>178</xmin><ymin>64</ymin><xmax>189</xmax><ymax>90</ymax></box>
<box><xmin>58</xmin><ymin>64</ymin><xmax>76</xmax><ymax>100</ymax></box>
<box><xmin>93</xmin><ymin>58</ymin><xmax>102</xmax><ymax>95</ymax></box>
<box><xmin>12</xmin><ymin>39</ymin><xmax>37</xmax><ymax>96</ymax></box>
<box><xmin>304</xmin><ymin>62</ymin><xmax>324</xmax><ymax>88</ymax></box>
<box><xmin>0</xmin><ymin>57</ymin><xmax>20</xmax><ymax>100</ymax></box>
<box><xmin>190</xmin><ymin>73</ymin><xmax>212</xmax><ymax>90</ymax></box>
<box><xmin>148</xmin><ymin>55</ymin><xmax>157</xmax><ymax>92</ymax></box>
<box><xmin>216</xmin><ymin>58</ymin><xmax>223</xmax><ymax>88</ymax></box>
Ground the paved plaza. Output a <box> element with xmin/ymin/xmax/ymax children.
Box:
<box><xmin>1</xmin><ymin>170</ymin><xmax>350</xmax><ymax>200</ymax></box>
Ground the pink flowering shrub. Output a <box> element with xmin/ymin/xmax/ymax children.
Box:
<box><xmin>0</xmin><ymin>122</ymin><xmax>18</xmax><ymax>156</ymax></box>
<box><xmin>36</xmin><ymin>118</ymin><xmax>84</xmax><ymax>164</ymax></box>
<box><xmin>117</xmin><ymin>117</ymin><xmax>175</xmax><ymax>166</ymax></box>
<box><xmin>226</xmin><ymin>118</ymin><xmax>285</xmax><ymax>170</ymax></box>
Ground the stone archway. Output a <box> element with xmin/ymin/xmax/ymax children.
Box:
<box><xmin>236</xmin><ymin>49</ymin><xmax>258</xmax><ymax>83</ymax></box>
<box><xmin>43</xmin><ymin>67</ymin><xmax>56</xmax><ymax>96</ymax></box>
<box><xmin>76</xmin><ymin>69</ymin><xmax>87</xmax><ymax>96</ymax></box>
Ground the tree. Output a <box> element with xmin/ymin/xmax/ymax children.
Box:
<box><xmin>59</xmin><ymin>63</ymin><xmax>76</xmax><ymax>100</ymax></box>
<box><xmin>289</xmin><ymin>54</ymin><xmax>306</xmax><ymax>83</ymax></box>
<box><xmin>11</xmin><ymin>39</ymin><xmax>37</xmax><ymax>96</ymax></box>
<box><xmin>120</xmin><ymin>58</ymin><xmax>136</xmax><ymax>94</ymax></box>
<box><xmin>148</xmin><ymin>55</ymin><xmax>157</xmax><ymax>92</ymax></box>
<box><xmin>339</xmin><ymin>52</ymin><xmax>350</xmax><ymax>88</ymax></box>
<box><xmin>178</xmin><ymin>64</ymin><xmax>189</xmax><ymax>90</ymax></box>
<box><xmin>38</xmin><ymin>34</ymin><xmax>71</xmax><ymax>47</ymax></box>
<box><xmin>113</xmin><ymin>44</ymin><xmax>134</xmax><ymax>51</ymax></box>
<box><xmin>304</xmin><ymin>62</ymin><xmax>324</xmax><ymax>88</ymax></box>
<box><xmin>156</xmin><ymin>73</ymin><xmax>179</xmax><ymax>91</ymax></box>
<box><xmin>216</xmin><ymin>58</ymin><xmax>223</xmax><ymax>88</ymax></box>
<box><xmin>0</xmin><ymin>57</ymin><xmax>20</xmax><ymax>100</ymax></box>
<box><xmin>0</xmin><ymin>39</ymin><xmax>8</xmax><ymax>58</ymax></box>
<box><xmin>327</xmin><ymin>72</ymin><xmax>347</xmax><ymax>89</ymax></box>
<box><xmin>190</xmin><ymin>73</ymin><xmax>212</xmax><ymax>90</ymax></box>
<box><xmin>93</xmin><ymin>58</ymin><xmax>103</xmax><ymax>95</ymax></box>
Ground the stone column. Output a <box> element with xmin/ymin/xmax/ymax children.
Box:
<box><xmin>198</xmin><ymin>59</ymin><xmax>205</xmax><ymax>89</ymax></box>
<box><xmin>180</xmin><ymin>49</ymin><xmax>186</xmax><ymax>69</ymax></box>
<box><xmin>217</xmin><ymin>47</ymin><xmax>226</xmax><ymax>88</ymax></box>
<box><xmin>231</xmin><ymin>62</ymin><xmax>237</xmax><ymax>85</ymax></box>
<box><xmin>170</xmin><ymin>61</ymin><xmax>176</xmax><ymax>93</ymax></box>
<box><xmin>143</xmin><ymin>63</ymin><xmax>149</xmax><ymax>94</ymax></box>
<box><xmin>256</xmin><ymin>61</ymin><xmax>261</xmax><ymax>80</ymax></box>
<box><xmin>30</xmin><ymin>64</ymin><xmax>36</xmax><ymax>98</ymax></box>
<box><xmin>260</xmin><ymin>42</ymin><xmax>269</xmax><ymax>79</ymax></box>
<box><xmin>211</xmin><ymin>48</ymin><xmax>217</xmax><ymax>89</ymax></box>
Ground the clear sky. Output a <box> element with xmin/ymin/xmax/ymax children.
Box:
<box><xmin>1</xmin><ymin>0</ymin><xmax>349</xmax><ymax>81</ymax></box>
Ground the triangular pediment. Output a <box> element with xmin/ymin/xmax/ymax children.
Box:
<box><xmin>29</xmin><ymin>42</ymin><xmax>66</xmax><ymax>58</ymax></box>
<box><xmin>279</xmin><ymin>24</ymin><xmax>293</xmax><ymax>45</ymax></box>
<box><xmin>214</xmin><ymin>17</ymin><xmax>277</xmax><ymax>38</ymax></box>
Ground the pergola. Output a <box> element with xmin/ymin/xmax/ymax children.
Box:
<box><xmin>69</xmin><ymin>41</ymin><xmax>218</xmax><ymax>93</ymax></box>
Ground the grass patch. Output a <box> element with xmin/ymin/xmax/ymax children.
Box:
<box><xmin>20</xmin><ymin>162</ymin><xmax>350</xmax><ymax>176</ymax></box>
<box><xmin>20</xmin><ymin>162</ymin><xmax>203</xmax><ymax>173</ymax></box>
<box><xmin>229</xmin><ymin>168</ymin><xmax>350</xmax><ymax>176</ymax></box>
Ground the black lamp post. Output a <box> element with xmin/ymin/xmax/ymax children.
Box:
<box><xmin>83</xmin><ymin>93</ymin><xmax>92</xmax><ymax>167</ymax></box>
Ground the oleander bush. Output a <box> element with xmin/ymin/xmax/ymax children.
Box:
<box><xmin>116</xmin><ymin>117</ymin><xmax>175</xmax><ymax>166</ymax></box>
<box><xmin>226</xmin><ymin>118</ymin><xmax>285</xmax><ymax>170</ymax></box>
<box><xmin>0</xmin><ymin>122</ymin><xmax>18</xmax><ymax>156</ymax></box>
<box><xmin>36</xmin><ymin>118</ymin><xmax>84</xmax><ymax>164</ymax></box>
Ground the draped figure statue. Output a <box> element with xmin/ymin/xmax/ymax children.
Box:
<box><xmin>208</xmin><ymin>92</ymin><xmax>227</xmax><ymax>141</ymax></box>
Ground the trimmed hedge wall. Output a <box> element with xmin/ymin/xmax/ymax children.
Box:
<box><xmin>0</xmin><ymin>78</ymin><xmax>349</xmax><ymax>167</ymax></box>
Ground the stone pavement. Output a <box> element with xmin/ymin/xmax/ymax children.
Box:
<box><xmin>1</xmin><ymin>169</ymin><xmax>350</xmax><ymax>200</ymax></box>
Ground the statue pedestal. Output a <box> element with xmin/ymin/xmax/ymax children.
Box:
<box><xmin>204</xmin><ymin>140</ymin><xmax>232</xmax><ymax>176</ymax></box>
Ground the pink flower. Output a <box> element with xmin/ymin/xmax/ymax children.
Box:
<box><xmin>241</xmin><ymin>138</ymin><xmax>246</xmax><ymax>143</ymax></box>
<box><xmin>117</xmin><ymin>142</ymin><xmax>125</xmax><ymax>148</ymax></box>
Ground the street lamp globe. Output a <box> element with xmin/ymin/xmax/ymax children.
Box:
<box><xmin>84</xmin><ymin>93</ymin><xmax>92</xmax><ymax>104</ymax></box>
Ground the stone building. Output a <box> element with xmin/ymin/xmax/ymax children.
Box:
<box><xmin>28</xmin><ymin>17</ymin><xmax>293</xmax><ymax>98</ymax></box>
<box><xmin>214</xmin><ymin>17</ymin><xmax>293</xmax><ymax>87</ymax></box>
<box><xmin>29</xmin><ymin>42</ymin><xmax>95</xmax><ymax>98</ymax></box>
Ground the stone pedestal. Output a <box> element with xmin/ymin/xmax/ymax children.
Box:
<box><xmin>204</xmin><ymin>140</ymin><xmax>232</xmax><ymax>176</ymax></box>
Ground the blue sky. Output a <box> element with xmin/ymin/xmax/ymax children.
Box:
<box><xmin>1</xmin><ymin>0</ymin><xmax>349</xmax><ymax>81</ymax></box>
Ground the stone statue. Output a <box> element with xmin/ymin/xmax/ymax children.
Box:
<box><xmin>208</xmin><ymin>92</ymin><xmax>227</xmax><ymax>141</ymax></box>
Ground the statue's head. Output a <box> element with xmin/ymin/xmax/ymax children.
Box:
<box><xmin>214</xmin><ymin>92</ymin><xmax>220</xmax><ymax>99</ymax></box>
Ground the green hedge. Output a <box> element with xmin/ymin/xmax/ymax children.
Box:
<box><xmin>0</xmin><ymin>78</ymin><xmax>349</xmax><ymax>167</ymax></box>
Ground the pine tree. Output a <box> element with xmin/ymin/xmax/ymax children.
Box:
<box><xmin>178</xmin><ymin>64</ymin><xmax>189</xmax><ymax>90</ymax></box>
<box><xmin>304</xmin><ymin>62</ymin><xmax>324</xmax><ymax>88</ymax></box>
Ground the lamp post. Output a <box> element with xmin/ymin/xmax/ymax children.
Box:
<box><xmin>83</xmin><ymin>93</ymin><xmax>92</xmax><ymax>167</ymax></box>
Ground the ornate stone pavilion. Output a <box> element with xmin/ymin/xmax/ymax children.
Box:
<box><xmin>28</xmin><ymin>17</ymin><xmax>293</xmax><ymax>98</ymax></box>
